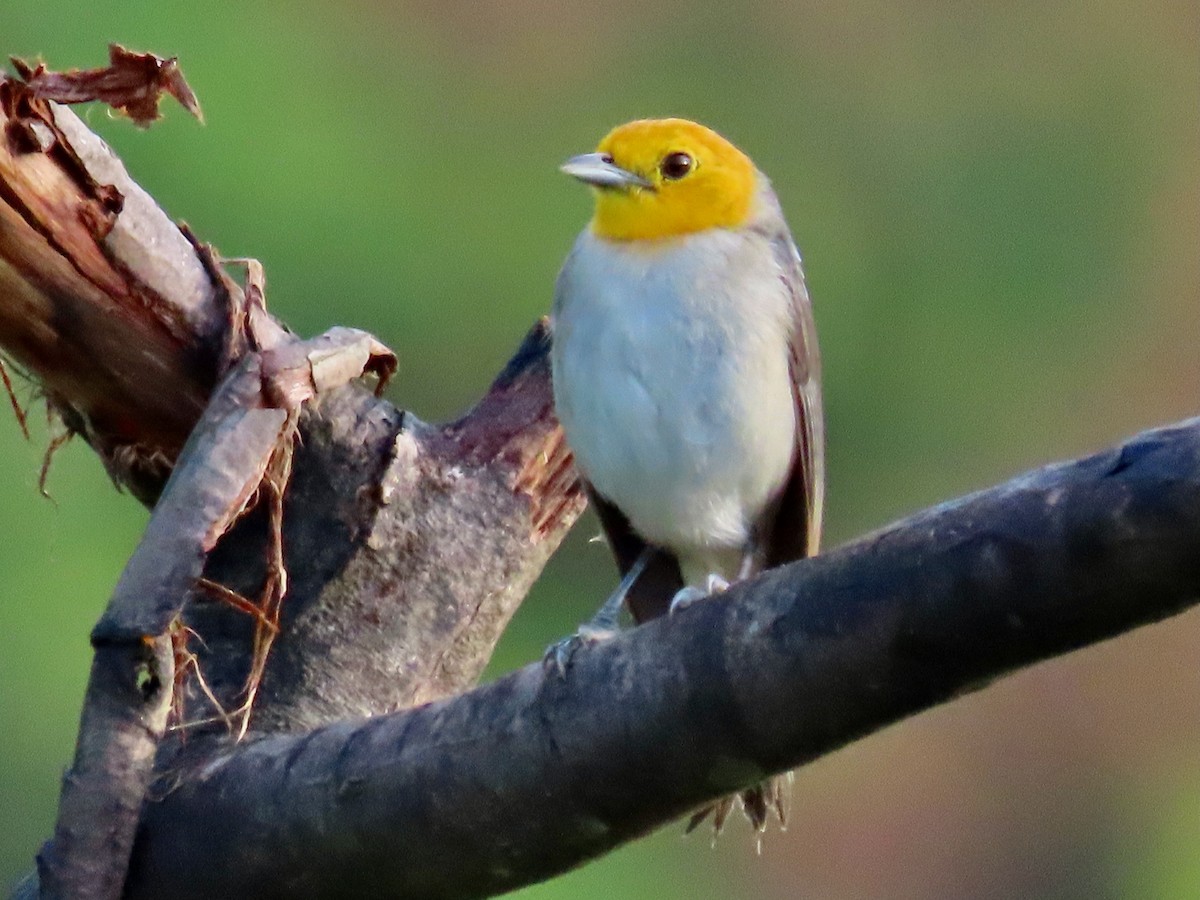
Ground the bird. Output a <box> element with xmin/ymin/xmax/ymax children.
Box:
<box><xmin>547</xmin><ymin>117</ymin><xmax>825</xmax><ymax>834</ymax></box>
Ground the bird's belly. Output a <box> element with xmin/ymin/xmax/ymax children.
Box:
<box><xmin>554</xmin><ymin>304</ymin><xmax>796</xmax><ymax>562</ymax></box>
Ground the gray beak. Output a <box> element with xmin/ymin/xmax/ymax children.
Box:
<box><xmin>560</xmin><ymin>153</ymin><xmax>653</xmax><ymax>190</ymax></box>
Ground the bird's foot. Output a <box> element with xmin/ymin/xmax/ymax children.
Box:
<box><xmin>543</xmin><ymin>621</ymin><xmax>619</xmax><ymax>678</ymax></box>
<box><xmin>705</xmin><ymin>573</ymin><xmax>731</xmax><ymax>593</ymax></box>
<box><xmin>544</xmin><ymin>549</ymin><xmax>651</xmax><ymax>676</ymax></box>
<box><xmin>669</xmin><ymin>573</ymin><xmax>731</xmax><ymax>615</ymax></box>
<box><xmin>668</xmin><ymin>586</ymin><xmax>706</xmax><ymax>614</ymax></box>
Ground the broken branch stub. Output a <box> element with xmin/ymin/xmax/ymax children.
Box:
<box><xmin>0</xmin><ymin>77</ymin><xmax>223</xmax><ymax>502</ymax></box>
<box><xmin>0</xmin><ymin>55</ymin><xmax>587</xmax><ymax>735</ymax></box>
<box><xmin>172</xmin><ymin>320</ymin><xmax>584</xmax><ymax>737</ymax></box>
<box><xmin>2</xmin><ymin>52</ymin><xmax>586</xmax><ymax>900</ymax></box>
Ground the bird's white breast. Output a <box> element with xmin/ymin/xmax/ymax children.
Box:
<box><xmin>551</xmin><ymin>227</ymin><xmax>797</xmax><ymax>580</ymax></box>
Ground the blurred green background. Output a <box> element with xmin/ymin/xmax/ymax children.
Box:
<box><xmin>2</xmin><ymin>1</ymin><xmax>1197</xmax><ymax>897</ymax></box>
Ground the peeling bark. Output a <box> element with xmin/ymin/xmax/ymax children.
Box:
<box><xmin>12</xmin><ymin>45</ymin><xmax>202</xmax><ymax>127</ymax></box>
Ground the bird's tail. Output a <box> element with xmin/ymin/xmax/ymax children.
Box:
<box><xmin>685</xmin><ymin>772</ymin><xmax>792</xmax><ymax>837</ymax></box>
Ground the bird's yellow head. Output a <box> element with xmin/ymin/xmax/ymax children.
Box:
<box><xmin>561</xmin><ymin>118</ymin><xmax>758</xmax><ymax>242</ymax></box>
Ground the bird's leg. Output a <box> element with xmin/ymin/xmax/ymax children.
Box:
<box><xmin>544</xmin><ymin>548</ymin><xmax>653</xmax><ymax>676</ymax></box>
<box><xmin>735</xmin><ymin>549</ymin><xmax>757</xmax><ymax>581</ymax></box>
<box><xmin>585</xmin><ymin>547</ymin><xmax>655</xmax><ymax>636</ymax></box>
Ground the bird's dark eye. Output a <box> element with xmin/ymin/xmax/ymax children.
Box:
<box><xmin>660</xmin><ymin>151</ymin><xmax>694</xmax><ymax>180</ymax></box>
<box><xmin>600</xmin><ymin>152</ymin><xmax>615</xmax><ymax>164</ymax></box>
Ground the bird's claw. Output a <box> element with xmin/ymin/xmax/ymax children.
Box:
<box><xmin>543</xmin><ymin>623</ymin><xmax>618</xmax><ymax>678</ymax></box>
<box><xmin>669</xmin><ymin>573</ymin><xmax>731</xmax><ymax>615</ymax></box>
<box><xmin>706</xmin><ymin>573</ymin><xmax>731</xmax><ymax>594</ymax></box>
<box><xmin>543</xmin><ymin>636</ymin><xmax>580</xmax><ymax>678</ymax></box>
<box><xmin>669</xmin><ymin>586</ymin><xmax>707</xmax><ymax>615</ymax></box>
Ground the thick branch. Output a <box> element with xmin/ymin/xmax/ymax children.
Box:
<box><xmin>36</xmin><ymin>636</ymin><xmax>173</xmax><ymax>900</ymax></box>
<box><xmin>121</xmin><ymin>417</ymin><xmax>1200</xmax><ymax>899</ymax></box>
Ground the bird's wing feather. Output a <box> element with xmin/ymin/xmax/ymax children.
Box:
<box><xmin>762</xmin><ymin>231</ymin><xmax>825</xmax><ymax>564</ymax></box>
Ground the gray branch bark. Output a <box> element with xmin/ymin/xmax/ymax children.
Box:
<box><xmin>118</xmin><ymin>416</ymin><xmax>1200</xmax><ymax>899</ymax></box>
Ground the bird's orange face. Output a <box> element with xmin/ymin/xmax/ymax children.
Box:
<box><xmin>563</xmin><ymin>118</ymin><xmax>758</xmax><ymax>242</ymax></box>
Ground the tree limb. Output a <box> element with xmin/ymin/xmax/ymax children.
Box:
<box><xmin>114</xmin><ymin>416</ymin><xmax>1200</xmax><ymax>899</ymax></box>
<box><xmin>0</xmin><ymin>61</ymin><xmax>584</xmax><ymax>900</ymax></box>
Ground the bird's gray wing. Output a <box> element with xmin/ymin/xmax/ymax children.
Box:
<box><xmin>763</xmin><ymin>231</ymin><xmax>825</xmax><ymax>565</ymax></box>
